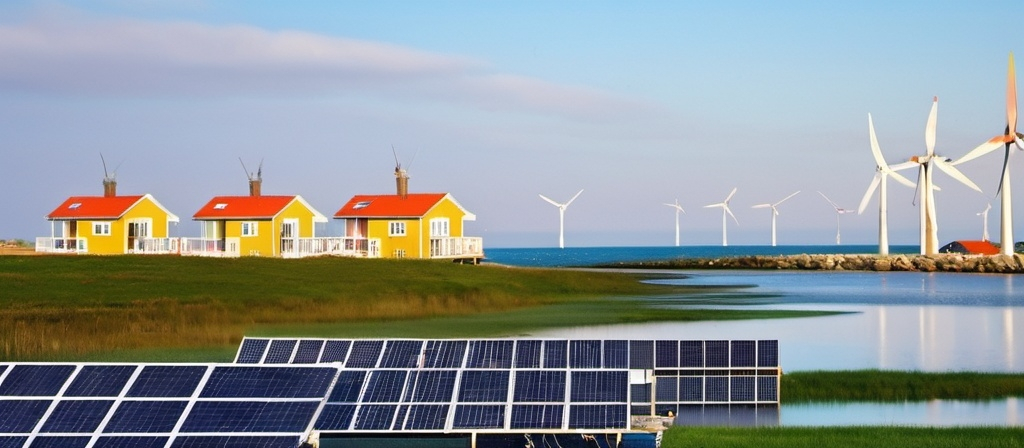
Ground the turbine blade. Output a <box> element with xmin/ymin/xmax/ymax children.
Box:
<box><xmin>817</xmin><ymin>191</ymin><xmax>839</xmax><ymax>210</ymax></box>
<box><xmin>868</xmin><ymin>113</ymin><xmax>888</xmax><ymax>169</ymax></box>
<box><xmin>955</xmin><ymin>138</ymin><xmax>1003</xmax><ymax>166</ymax></box>
<box><xmin>776</xmin><ymin>190</ymin><xmax>800</xmax><ymax>206</ymax></box>
<box><xmin>751</xmin><ymin>204</ymin><xmax>771</xmax><ymax>209</ymax></box>
<box><xmin>704</xmin><ymin>203</ymin><xmax>724</xmax><ymax>209</ymax></box>
<box><xmin>724</xmin><ymin>187</ymin><xmax>738</xmax><ymax>203</ymax></box>
<box><xmin>933</xmin><ymin>158</ymin><xmax>982</xmax><ymax>193</ymax></box>
<box><xmin>925</xmin><ymin>97</ymin><xmax>938</xmax><ymax>156</ymax></box>
<box><xmin>887</xmin><ymin>167</ymin><xmax>917</xmax><ymax>188</ymax></box>
<box><xmin>725</xmin><ymin>205</ymin><xmax>739</xmax><ymax>225</ymax></box>
<box><xmin>565</xmin><ymin>189</ymin><xmax>584</xmax><ymax>207</ymax></box>
<box><xmin>538</xmin><ymin>194</ymin><xmax>561</xmax><ymax>207</ymax></box>
<box><xmin>997</xmin><ymin>144</ymin><xmax>1011</xmax><ymax>195</ymax></box>
<box><xmin>858</xmin><ymin>174</ymin><xmax>882</xmax><ymax>214</ymax></box>
<box><xmin>1008</xmin><ymin>52</ymin><xmax>1017</xmax><ymax>136</ymax></box>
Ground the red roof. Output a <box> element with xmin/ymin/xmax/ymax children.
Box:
<box><xmin>47</xmin><ymin>195</ymin><xmax>145</xmax><ymax>220</ymax></box>
<box><xmin>193</xmin><ymin>195</ymin><xmax>299</xmax><ymax>220</ymax></box>
<box><xmin>334</xmin><ymin>193</ymin><xmax>449</xmax><ymax>218</ymax></box>
<box><xmin>956</xmin><ymin>240</ymin><xmax>1000</xmax><ymax>255</ymax></box>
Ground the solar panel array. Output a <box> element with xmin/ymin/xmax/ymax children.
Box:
<box><xmin>0</xmin><ymin>363</ymin><xmax>338</xmax><ymax>448</ymax></box>
<box><xmin>235</xmin><ymin>338</ymin><xmax>780</xmax><ymax>433</ymax></box>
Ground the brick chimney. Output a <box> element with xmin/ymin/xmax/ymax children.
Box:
<box><xmin>103</xmin><ymin>179</ymin><xmax>116</xmax><ymax>197</ymax></box>
<box><xmin>249</xmin><ymin>178</ymin><xmax>262</xmax><ymax>197</ymax></box>
<box><xmin>395</xmin><ymin>167</ymin><xmax>409</xmax><ymax>199</ymax></box>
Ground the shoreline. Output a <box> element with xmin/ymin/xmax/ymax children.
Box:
<box><xmin>598</xmin><ymin>253</ymin><xmax>1024</xmax><ymax>273</ymax></box>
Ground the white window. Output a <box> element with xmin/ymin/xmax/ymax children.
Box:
<box><xmin>93</xmin><ymin>222</ymin><xmax>111</xmax><ymax>236</ymax></box>
<box><xmin>241</xmin><ymin>221</ymin><xmax>259</xmax><ymax>237</ymax></box>
<box><xmin>393</xmin><ymin>248</ymin><xmax>406</xmax><ymax>258</ymax></box>
<box><xmin>430</xmin><ymin>218</ymin><xmax>450</xmax><ymax>237</ymax></box>
<box><xmin>389</xmin><ymin>221</ymin><xmax>406</xmax><ymax>236</ymax></box>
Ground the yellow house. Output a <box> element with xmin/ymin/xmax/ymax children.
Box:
<box><xmin>190</xmin><ymin>193</ymin><xmax>327</xmax><ymax>258</ymax></box>
<box><xmin>38</xmin><ymin>188</ymin><xmax>180</xmax><ymax>254</ymax></box>
<box><xmin>333</xmin><ymin>192</ymin><xmax>483</xmax><ymax>261</ymax></box>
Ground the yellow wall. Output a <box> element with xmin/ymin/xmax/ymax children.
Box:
<box><xmin>81</xmin><ymin>196</ymin><xmax>175</xmax><ymax>255</ymax></box>
<box><xmin>214</xmin><ymin>198</ymin><xmax>321</xmax><ymax>257</ymax></box>
<box><xmin>366</xmin><ymin>196</ymin><xmax>469</xmax><ymax>259</ymax></box>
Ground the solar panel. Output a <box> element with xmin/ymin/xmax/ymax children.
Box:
<box><xmin>730</xmin><ymin>377</ymin><xmax>755</xmax><ymax>402</ymax></box>
<box><xmin>731</xmin><ymin>341</ymin><xmax>756</xmax><ymax>367</ymax></box>
<box><xmin>263</xmin><ymin>339</ymin><xmax>297</xmax><ymax>364</ymax></box>
<box><xmin>569</xmin><ymin>340</ymin><xmax>601</xmax><ymax>368</ymax></box>
<box><xmin>126</xmin><ymin>366</ymin><xmax>206</xmax><ymax>397</ymax></box>
<box><xmin>353</xmin><ymin>404</ymin><xmax>397</xmax><ymax>430</ymax></box>
<box><xmin>0</xmin><ymin>438</ymin><xmax>26</xmax><ymax>448</ymax></box>
<box><xmin>200</xmin><ymin>366</ymin><xmax>336</xmax><ymax>398</ymax></box>
<box><xmin>603</xmin><ymin>340</ymin><xmax>629</xmax><ymax>369</ymax></box>
<box><xmin>570</xmin><ymin>371</ymin><xmax>627</xmax><ymax>402</ymax></box>
<box><xmin>510</xmin><ymin>404</ymin><xmax>563</xmax><ymax>429</ymax></box>
<box><xmin>169</xmin><ymin>435</ymin><xmax>301</xmax><ymax>448</ymax></box>
<box><xmin>404</xmin><ymin>370</ymin><xmax>457</xmax><ymax>403</ymax></box>
<box><xmin>423</xmin><ymin>340</ymin><xmax>467</xmax><ymax>368</ymax></box>
<box><xmin>25</xmin><ymin>436</ymin><xmax>90</xmax><ymax>448</ymax></box>
<box><xmin>680</xmin><ymin>377</ymin><xmax>703</xmax><ymax>402</ymax></box>
<box><xmin>103</xmin><ymin>401</ymin><xmax>188</xmax><ymax>433</ymax></box>
<box><xmin>452</xmin><ymin>405</ymin><xmax>504</xmax><ymax>429</ymax></box>
<box><xmin>181</xmin><ymin>401</ymin><xmax>320</xmax><ymax>432</ymax></box>
<box><xmin>757</xmin><ymin>376</ymin><xmax>778</xmax><ymax>402</ymax></box>
<box><xmin>235</xmin><ymin>338</ymin><xmax>269</xmax><ymax>364</ymax></box>
<box><xmin>542</xmin><ymin>340</ymin><xmax>567</xmax><ymax>368</ymax></box>
<box><xmin>705</xmin><ymin>340</ymin><xmax>730</xmax><ymax>368</ymax></box>
<box><xmin>399</xmin><ymin>404</ymin><xmax>449</xmax><ymax>430</ymax></box>
<box><xmin>319</xmin><ymin>340</ymin><xmax>351</xmax><ymax>363</ymax></box>
<box><xmin>705</xmin><ymin>377</ymin><xmax>728</xmax><ymax>402</ymax></box>
<box><xmin>568</xmin><ymin>404</ymin><xmax>627</xmax><ymax>429</ymax></box>
<box><xmin>0</xmin><ymin>400</ymin><xmax>50</xmax><ymax>432</ymax></box>
<box><xmin>361</xmin><ymin>370</ymin><xmax>408</xmax><ymax>403</ymax></box>
<box><xmin>379</xmin><ymin>340</ymin><xmax>422</xmax><ymax>368</ymax></box>
<box><xmin>513</xmin><ymin>371</ymin><xmax>565</xmax><ymax>402</ymax></box>
<box><xmin>0</xmin><ymin>365</ymin><xmax>75</xmax><ymax>396</ymax></box>
<box><xmin>38</xmin><ymin>400</ymin><xmax>112</xmax><ymax>432</ymax></box>
<box><xmin>758</xmin><ymin>340</ymin><xmax>779</xmax><ymax>367</ymax></box>
<box><xmin>628</xmin><ymin>340</ymin><xmax>654</xmax><ymax>369</ymax></box>
<box><xmin>64</xmin><ymin>365</ymin><xmax>135</xmax><ymax>397</ymax></box>
<box><xmin>91</xmin><ymin>436</ymin><xmax>168</xmax><ymax>448</ymax></box>
<box><xmin>346</xmin><ymin>340</ymin><xmax>384</xmax><ymax>368</ymax></box>
<box><xmin>457</xmin><ymin>371</ymin><xmax>508</xmax><ymax>402</ymax></box>
<box><xmin>466</xmin><ymin>340</ymin><xmax>513</xmax><ymax>369</ymax></box>
<box><xmin>314</xmin><ymin>404</ymin><xmax>356</xmax><ymax>430</ymax></box>
<box><xmin>513</xmin><ymin>340</ymin><xmax>542</xmax><ymax>368</ymax></box>
<box><xmin>680</xmin><ymin>341</ymin><xmax>704</xmax><ymax>367</ymax></box>
<box><xmin>292</xmin><ymin>340</ymin><xmax>324</xmax><ymax>364</ymax></box>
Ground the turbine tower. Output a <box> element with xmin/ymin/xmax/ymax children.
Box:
<box><xmin>704</xmin><ymin>188</ymin><xmax>738</xmax><ymax>247</ymax></box>
<box><xmin>978</xmin><ymin>203</ymin><xmax>992</xmax><ymax>242</ymax></box>
<box><xmin>663</xmin><ymin>199</ymin><xmax>685</xmax><ymax>247</ymax></box>
<box><xmin>751</xmin><ymin>191</ymin><xmax>799</xmax><ymax>247</ymax></box>
<box><xmin>539</xmin><ymin>190</ymin><xmax>583</xmax><ymax>249</ymax></box>
<box><xmin>907</xmin><ymin>97</ymin><xmax>983</xmax><ymax>255</ymax></box>
<box><xmin>857</xmin><ymin>113</ymin><xmax>917</xmax><ymax>255</ymax></box>
<box><xmin>818</xmin><ymin>191</ymin><xmax>852</xmax><ymax>245</ymax></box>
<box><xmin>954</xmin><ymin>53</ymin><xmax>1024</xmax><ymax>256</ymax></box>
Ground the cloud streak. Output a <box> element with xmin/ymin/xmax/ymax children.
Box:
<box><xmin>0</xmin><ymin>13</ymin><xmax>659</xmax><ymax>121</ymax></box>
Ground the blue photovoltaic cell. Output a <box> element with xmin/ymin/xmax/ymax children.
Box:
<box><xmin>731</xmin><ymin>341</ymin><xmax>756</xmax><ymax>367</ymax></box>
<box><xmin>542</xmin><ymin>340</ymin><xmax>566</xmax><ymax>369</ymax></box>
<box><xmin>236</xmin><ymin>338</ymin><xmax>269</xmax><ymax>364</ymax></box>
<box><xmin>452</xmin><ymin>405</ymin><xmax>504</xmax><ymax>429</ymax></box>
<box><xmin>26</xmin><ymin>436</ymin><xmax>90</xmax><ymax>448</ymax></box>
<box><xmin>0</xmin><ymin>399</ymin><xmax>50</xmax><ymax>432</ymax></box>
<box><xmin>758</xmin><ymin>340</ymin><xmax>778</xmax><ymax>367</ymax></box>
<box><xmin>731</xmin><ymin>377</ymin><xmax>755</xmax><ymax>401</ymax></box>
<box><xmin>92</xmin><ymin>437</ymin><xmax>169</xmax><ymax>448</ymax></box>
<box><xmin>655</xmin><ymin>377</ymin><xmax>677</xmax><ymax>402</ymax></box>
<box><xmin>127</xmin><ymin>366</ymin><xmax>206</xmax><ymax>397</ymax></box>
<box><xmin>679</xmin><ymin>341</ymin><xmax>704</xmax><ymax>367</ymax></box>
<box><xmin>292</xmin><ymin>340</ymin><xmax>324</xmax><ymax>364</ymax></box>
<box><xmin>0</xmin><ymin>439</ymin><xmax>26</xmax><ymax>448</ymax></box>
<box><xmin>346</xmin><ymin>340</ymin><xmax>384</xmax><ymax>368</ymax></box>
<box><xmin>466</xmin><ymin>340</ymin><xmax>513</xmax><ymax>369</ymax></box>
<box><xmin>569</xmin><ymin>340</ymin><xmax>601</xmax><ymax>368</ymax></box>
<box><xmin>512</xmin><ymin>371</ymin><xmax>564</xmax><ymax>402</ymax></box>
<box><xmin>263</xmin><ymin>339</ymin><xmax>297</xmax><ymax>364</ymax></box>
<box><xmin>200</xmin><ymin>366</ymin><xmax>336</xmax><ymax>398</ymax></box>
<box><xmin>353</xmin><ymin>404</ymin><xmax>397</xmax><ymax>430</ymax></box>
<box><xmin>603</xmin><ymin>340</ymin><xmax>628</xmax><ymax>369</ymax></box>
<box><xmin>630</xmin><ymin>384</ymin><xmax>650</xmax><ymax>403</ymax></box>
<box><xmin>510</xmin><ymin>404</ymin><xmax>563</xmax><ymax>429</ymax></box>
<box><xmin>103</xmin><ymin>400</ymin><xmax>188</xmax><ymax>433</ymax></box>
<box><xmin>327</xmin><ymin>371</ymin><xmax>366</xmax><ymax>403</ymax></box>
<box><xmin>656</xmin><ymin>340</ymin><xmax>679</xmax><ymax>368</ymax></box>
<box><xmin>400</xmin><ymin>404</ymin><xmax>449</xmax><ymax>430</ymax></box>
<box><xmin>379</xmin><ymin>340</ymin><xmax>422</xmax><ymax>368</ymax></box>
<box><xmin>758</xmin><ymin>376</ymin><xmax>778</xmax><ymax>402</ymax></box>
<box><xmin>319</xmin><ymin>340</ymin><xmax>351</xmax><ymax>363</ymax></box>
<box><xmin>679</xmin><ymin>377</ymin><xmax>703</xmax><ymax>402</ymax></box>
<box><xmin>570</xmin><ymin>371</ymin><xmax>627</xmax><ymax>403</ymax></box>
<box><xmin>423</xmin><ymin>340</ymin><xmax>467</xmax><ymax>368</ymax></box>
<box><xmin>457</xmin><ymin>370</ymin><xmax>509</xmax><ymax>402</ymax></box>
<box><xmin>705</xmin><ymin>377</ymin><xmax>728</xmax><ymax>402</ymax></box>
<box><xmin>362</xmin><ymin>370</ymin><xmax>408</xmax><ymax>403</ymax></box>
<box><xmin>568</xmin><ymin>404</ymin><xmax>626</xmax><ymax>429</ymax></box>
<box><xmin>182</xmin><ymin>401</ymin><xmax>319</xmax><ymax>432</ymax></box>
<box><xmin>315</xmin><ymin>404</ymin><xmax>357</xmax><ymax>430</ymax></box>
<box><xmin>0</xmin><ymin>365</ymin><xmax>75</xmax><ymax>396</ymax></box>
<box><xmin>39</xmin><ymin>400</ymin><xmax>113</xmax><ymax>432</ymax></box>
<box><xmin>64</xmin><ymin>365</ymin><xmax>135</xmax><ymax>397</ymax></box>
<box><xmin>405</xmin><ymin>370</ymin><xmax>457</xmax><ymax>402</ymax></box>
<box><xmin>629</xmin><ymin>340</ymin><xmax>654</xmax><ymax>369</ymax></box>
<box><xmin>513</xmin><ymin>340</ymin><xmax>541</xmax><ymax>368</ymax></box>
<box><xmin>170</xmin><ymin>436</ymin><xmax>300</xmax><ymax>448</ymax></box>
<box><xmin>705</xmin><ymin>341</ymin><xmax>729</xmax><ymax>368</ymax></box>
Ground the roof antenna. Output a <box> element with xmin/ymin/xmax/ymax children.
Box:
<box><xmin>239</xmin><ymin>157</ymin><xmax>253</xmax><ymax>181</ymax></box>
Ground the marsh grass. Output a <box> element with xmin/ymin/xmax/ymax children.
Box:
<box><xmin>663</xmin><ymin>427</ymin><xmax>1023</xmax><ymax>448</ymax></box>
<box><xmin>782</xmin><ymin>370</ymin><xmax>1024</xmax><ymax>402</ymax></box>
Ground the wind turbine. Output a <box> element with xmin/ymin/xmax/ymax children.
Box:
<box><xmin>539</xmin><ymin>190</ymin><xmax>583</xmax><ymax>249</ymax></box>
<box><xmin>954</xmin><ymin>53</ymin><xmax>1024</xmax><ymax>256</ymax></box>
<box><xmin>857</xmin><ymin>114</ymin><xmax>917</xmax><ymax>255</ymax></box>
<box><xmin>978</xmin><ymin>203</ymin><xmax>992</xmax><ymax>242</ymax></box>
<box><xmin>907</xmin><ymin>97</ymin><xmax>983</xmax><ymax>255</ymax></box>
<box><xmin>663</xmin><ymin>199</ymin><xmax>685</xmax><ymax>247</ymax></box>
<box><xmin>818</xmin><ymin>192</ymin><xmax>852</xmax><ymax>245</ymax></box>
<box><xmin>704</xmin><ymin>188</ymin><xmax>738</xmax><ymax>247</ymax></box>
<box><xmin>751</xmin><ymin>191</ymin><xmax>799</xmax><ymax>247</ymax></box>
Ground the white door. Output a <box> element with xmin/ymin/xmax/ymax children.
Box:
<box><xmin>281</xmin><ymin>219</ymin><xmax>298</xmax><ymax>257</ymax></box>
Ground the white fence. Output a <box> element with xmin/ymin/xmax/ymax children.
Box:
<box><xmin>429</xmin><ymin>237</ymin><xmax>484</xmax><ymax>259</ymax></box>
<box><xmin>35</xmin><ymin>237</ymin><xmax>87</xmax><ymax>253</ymax></box>
<box><xmin>288</xmin><ymin>237</ymin><xmax>381</xmax><ymax>258</ymax></box>
<box><xmin>129</xmin><ymin>238</ymin><xmax>179</xmax><ymax>254</ymax></box>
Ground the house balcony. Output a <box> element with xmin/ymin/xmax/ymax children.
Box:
<box><xmin>35</xmin><ymin>237</ymin><xmax>87</xmax><ymax>254</ymax></box>
<box><xmin>430</xmin><ymin>237</ymin><xmax>484</xmax><ymax>259</ymax></box>
<box><xmin>128</xmin><ymin>238</ymin><xmax>180</xmax><ymax>255</ymax></box>
<box><xmin>179</xmin><ymin>238</ymin><xmax>238</xmax><ymax>258</ymax></box>
<box><xmin>286</xmin><ymin>237</ymin><xmax>380</xmax><ymax>258</ymax></box>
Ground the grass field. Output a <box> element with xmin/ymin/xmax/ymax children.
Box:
<box><xmin>782</xmin><ymin>370</ymin><xmax>1024</xmax><ymax>402</ymax></box>
<box><xmin>662</xmin><ymin>427</ymin><xmax>1023</xmax><ymax>448</ymax></box>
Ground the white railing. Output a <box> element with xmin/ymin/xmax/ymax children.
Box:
<box><xmin>290</xmin><ymin>237</ymin><xmax>381</xmax><ymax>258</ymax></box>
<box><xmin>180</xmin><ymin>238</ymin><xmax>233</xmax><ymax>257</ymax></box>
<box><xmin>35</xmin><ymin>237</ymin><xmax>87</xmax><ymax>254</ymax></box>
<box><xmin>430</xmin><ymin>237</ymin><xmax>484</xmax><ymax>259</ymax></box>
<box><xmin>129</xmin><ymin>238</ymin><xmax>180</xmax><ymax>254</ymax></box>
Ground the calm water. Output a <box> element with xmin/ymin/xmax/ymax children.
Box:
<box><xmin>484</xmin><ymin>245</ymin><xmax>919</xmax><ymax>267</ymax></box>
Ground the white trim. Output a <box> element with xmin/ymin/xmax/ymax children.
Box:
<box><xmin>92</xmin><ymin>221</ymin><xmax>112</xmax><ymax>236</ymax></box>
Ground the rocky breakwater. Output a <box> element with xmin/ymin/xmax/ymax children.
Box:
<box><xmin>608</xmin><ymin>253</ymin><xmax>1024</xmax><ymax>273</ymax></box>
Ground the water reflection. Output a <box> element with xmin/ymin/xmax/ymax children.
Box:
<box><xmin>782</xmin><ymin>398</ymin><xmax>1022</xmax><ymax>427</ymax></box>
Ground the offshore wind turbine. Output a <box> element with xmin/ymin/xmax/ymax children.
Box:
<box><xmin>663</xmin><ymin>199</ymin><xmax>685</xmax><ymax>247</ymax></box>
<box><xmin>978</xmin><ymin>203</ymin><xmax>992</xmax><ymax>242</ymax></box>
<box><xmin>704</xmin><ymin>188</ymin><xmax>738</xmax><ymax>247</ymax></box>
<box><xmin>907</xmin><ymin>97</ymin><xmax>983</xmax><ymax>255</ymax></box>
<box><xmin>751</xmin><ymin>191</ymin><xmax>799</xmax><ymax>246</ymax></box>
<box><xmin>954</xmin><ymin>53</ymin><xmax>1024</xmax><ymax>256</ymax></box>
<box><xmin>857</xmin><ymin>113</ymin><xmax>917</xmax><ymax>255</ymax></box>
<box><xmin>818</xmin><ymin>192</ymin><xmax>852</xmax><ymax>245</ymax></box>
<box><xmin>538</xmin><ymin>189</ymin><xmax>583</xmax><ymax>249</ymax></box>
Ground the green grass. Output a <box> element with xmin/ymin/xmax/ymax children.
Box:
<box><xmin>662</xmin><ymin>427</ymin><xmax>1023</xmax><ymax>448</ymax></box>
<box><xmin>782</xmin><ymin>370</ymin><xmax>1024</xmax><ymax>402</ymax></box>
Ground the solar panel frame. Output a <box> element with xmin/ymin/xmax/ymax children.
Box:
<box><xmin>234</xmin><ymin>338</ymin><xmax>269</xmax><ymax>364</ymax></box>
<box><xmin>292</xmin><ymin>340</ymin><xmax>325</xmax><ymax>364</ymax></box>
<box><xmin>263</xmin><ymin>339</ymin><xmax>298</xmax><ymax>364</ymax></box>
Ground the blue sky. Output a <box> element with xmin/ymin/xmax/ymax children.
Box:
<box><xmin>0</xmin><ymin>1</ymin><xmax>1019</xmax><ymax>247</ymax></box>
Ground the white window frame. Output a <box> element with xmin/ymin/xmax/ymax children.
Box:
<box><xmin>430</xmin><ymin>218</ymin><xmax>450</xmax><ymax>237</ymax></box>
<box><xmin>92</xmin><ymin>221</ymin><xmax>111</xmax><ymax>236</ymax></box>
<box><xmin>241</xmin><ymin>221</ymin><xmax>259</xmax><ymax>237</ymax></box>
<box><xmin>389</xmin><ymin>221</ymin><xmax>406</xmax><ymax>236</ymax></box>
